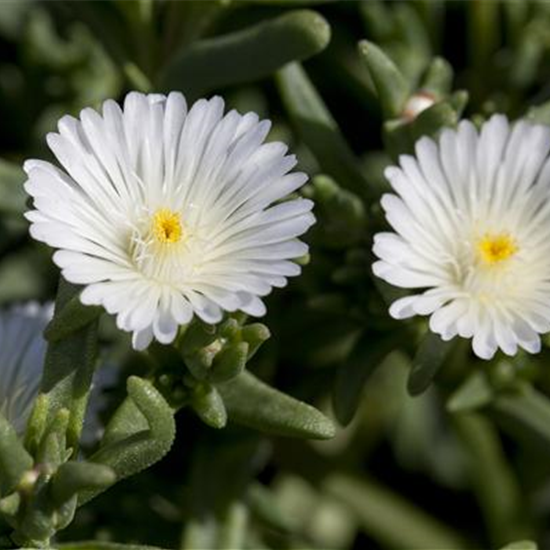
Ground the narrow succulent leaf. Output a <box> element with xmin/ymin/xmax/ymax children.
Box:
<box><xmin>421</xmin><ymin>57</ymin><xmax>453</xmax><ymax>98</ymax></box>
<box><xmin>453</xmin><ymin>414</ymin><xmax>529</xmax><ymax>546</ymax></box>
<box><xmin>51</xmin><ymin>462</ymin><xmax>116</xmax><ymax>506</ymax></box>
<box><xmin>24</xmin><ymin>394</ymin><xmax>49</xmax><ymax>456</ymax></box>
<box><xmin>191</xmin><ymin>384</ymin><xmax>228</xmax><ymax>429</ymax></box>
<box><xmin>333</xmin><ymin>332</ymin><xmax>398</xmax><ymax>425</ymax></box>
<box><xmin>447</xmin><ymin>371</ymin><xmax>494</xmax><ymax>413</ymax></box>
<box><xmin>527</xmin><ymin>101</ymin><xmax>550</xmax><ymax>125</ymax></box>
<box><xmin>180</xmin><ymin>517</ymin><xmax>216</xmax><ymax>550</ymax></box>
<box><xmin>410</xmin><ymin>98</ymin><xmax>461</xmax><ymax>141</ymax></box>
<box><xmin>276</xmin><ymin>62</ymin><xmax>369</xmax><ymax>198</ymax></box>
<box><xmin>44</xmin><ymin>294</ymin><xmax>102</xmax><ymax>342</ymax></box>
<box><xmin>219</xmin><ymin>371</ymin><xmax>335</xmax><ymax>440</ymax></box>
<box><xmin>160</xmin><ymin>10</ymin><xmax>330</xmax><ymax>99</ymax></box>
<box><xmin>39</xmin><ymin>278</ymin><xmax>99</xmax><ymax>450</ymax></box>
<box><xmin>489</xmin><ymin>384</ymin><xmax>550</xmax><ymax>454</ymax></box>
<box><xmin>0</xmin><ymin>159</ymin><xmax>26</xmax><ymax>215</ymax></box>
<box><xmin>58</xmin><ymin>543</ymin><xmax>171</xmax><ymax>550</ymax></box>
<box><xmin>324</xmin><ymin>473</ymin><xmax>467</xmax><ymax>549</ymax></box>
<box><xmin>499</xmin><ymin>542</ymin><xmax>538</xmax><ymax>550</ymax></box>
<box><xmin>36</xmin><ymin>408</ymin><xmax>70</xmax><ymax>467</ymax></box>
<box><xmin>240</xmin><ymin>324</ymin><xmax>270</xmax><ymax>360</ymax></box>
<box><xmin>408</xmin><ymin>332</ymin><xmax>456</xmax><ymax>396</ymax></box>
<box><xmin>216</xmin><ymin>501</ymin><xmax>248</xmax><ymax>550</ymax></box>
<box><xmin>81</xmin><ymin>377</ymin><xmax>175</xmax><ymax>505</ymax></box>
<box><xmin>358</xmin><ymin>40</ymin><xmax>411</xmax><ymax>119</ymax></box>
<box><xmin>210</xmin><ymin>342</ymin><xmax>248</xmax><ymax>383</ymax></box>
<box><xmin>247</xmin><ymin>483</ymin><xmax>295</xmax><ymax>533</ymax></box>
<box><xmin>0</xmin><ymin>412</ymin><xmax>33</xmax><ymax>496</ymax></box>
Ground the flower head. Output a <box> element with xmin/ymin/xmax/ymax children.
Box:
<box><xmin>0</xmin><ymin>303</ymin><xmax>50</xmax><ymax>434</ymax></box>
<box><xmin>25</xmin><ymin>92</ymin><xmax>315</xmax><ymax>350</ymax></box>
<box><xmin>373</xmin><ymin>115</ymin><xmax>550</xmax><ymax>360</ymax></box>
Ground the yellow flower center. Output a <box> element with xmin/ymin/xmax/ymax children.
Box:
<box><xmin>153</xmin><ymin>208</ymin><xmax>183</xmax><ymax>244</ymax></box>
<box><xmin>477</xmin><ymin>233</ymin><xmax>518</xmax><ymax>265</ymax></box>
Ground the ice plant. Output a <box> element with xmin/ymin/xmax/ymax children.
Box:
<box><xmin>373</xmin><ymin>115</ymin><xmax>550</xmax><ymax>360</ymax></box>
<box><xmin>24</xmin><ymin>92</ymin><xmax>315</xmax><ymax>350</ymax></box>
<box><xmin>0</xmin><ymin>303</ymin><xmax>50</xmax><ymax>434</ymax></box>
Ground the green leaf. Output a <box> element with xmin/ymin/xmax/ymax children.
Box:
<box><xmin>447</xmin><ymin>371</ymin><xmax>494</xmax><ymax>413</ymax></box>
<box><xmin>51</xmin><ymin>462</ymin><xmax>116</xmax><ymax>506</ymax></box>
<box><xmin>276</xmin><ymin>62</ymin><xmax>369</xmax><ymax>199</ymax></box>
<box><xmin>0</xmin><ymin>412</ymin><xmax>33</xmax><ymax>497</ymax></box>
<box><xmin>333</xmin><ymin>332</ymin><xmax>398</xmax><ymax>426</ymax></box>
<box><xmin>219</xmin><ymin>371</ymin><xmax>335</xmax><ymax>440</ymax></box>
<box><xmin>216</xmin><ymin>501</ymin><xmax>248</xmax><ymax>550</ymax></box>
<box><xmin>421</xmin><ymin>57</ymin><xmax>453</xmax><ymax>98</ymax></box>
<box><xmin>499</xmin><ymin>542</ymin><xmax>538</xmax><ymax>550</ymax></box>
<box><xmin>453</xmin><ymin>414</ymin><xmax>530</xmax><ymax>546</ymax></box>
<box><xmin>407</xmin><ymin>332</ymin><xmax>456</xmax><ymax>396</ymax></box>
<box><xmin>44</xmin><ymin>293</ymin><xmax>102</xmax><ymax>342</ymax></box>
<box><xmin>324</xmin><ymin>473</ymin><xmax>467</xmax><ymax>549</ymax></box>
<box><xmin>527</xmin><ymin>101</ymin><xmax>550</xmax><ymax>125</ymax></box>
<box><xmin>58</xmin><ymin>543</ymin><xmax>171</xmax><ymax>550</ymax></box>
<box><xmin>0</xmin><ymin>160</ymin><xmax>26</xmax><ymax>215</ymax></box>
<box><xmin>160</xmin><ymin>10</ymin><xmax>330</xmax><ymax>99</ymax></box>
<box><xmin>489</xmin><ymin>384</ymin><xmax>550</xmax><ymax>455</ymax></box>
<box><xmin>81</xmin><ymin>377</ymin><xmax>175</xmax><ymax>504</ymax></box>
<box><xmin>37</xmin><ymin>279</ymin><xmax>99</xmax><ymax>451</ymax></box>
<box><xmin>192</xmin><ymin>384</ymin><xmax>228</xmax><ymax>429</ymax></box>
<box><xmin>357</xmin><ymin>40</ymin><xmax>411</xmax><ymax>119</ymax></box>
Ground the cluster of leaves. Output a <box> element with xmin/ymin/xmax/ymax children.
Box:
<box><xmin>2</xmin><ymin>1</ymin><xmax>550</xmax><ymax>549</ymax></box>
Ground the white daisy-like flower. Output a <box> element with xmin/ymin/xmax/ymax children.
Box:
<box><xmin>373</xmin><ymin>114</ymin><xmax>550</xmax><ymax>360</ymax></box>
<box><xmin>24</xmin><ymin>92</ymin><xmax>315</xmax><ymax>350</ymax></box>
<box><xmin>0</xmin><ymin>303</ymin><xmax>51</xmax><ymax>434</ymax></box>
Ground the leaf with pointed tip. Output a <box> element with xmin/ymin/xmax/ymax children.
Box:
<box><xmin>80</xmin><ymin>377</ymin><xmax>175</xmax><ymax>505</ymax></box>
<box><xmin>37</xmin><ymin>278</ymin><xmax>99</xmax><ymax>451</ymax></box>
<box><xmin>358</xmin><ymin>40</ymin><xmax>411</xmax><ymax>119</ymax></box>
<box><xmin>219</xmin><ymin>371</ymin><xmax>335</xmax><ymax>440</ymax></box>
<box><xmin>499</xmin><ymin>542</ymin><xmax>537</xmax><ymax>550</ymax></box>
<box><xmin>44</xmin><ymin>293</ymin><xmax>102</xmax><ymax>342</ymax></box>
<box><xmin>160</xmin><ymin>10</ymin><xmax>330</xmax><ymax>99</ymax></box>
<box><xmin>58</xmin><ymin>543</ymin><xmax>171</xmax><ymax>550</ymax></box>
<box><xmin>333</xmin><ymin>332</ymin><xmax>398</xmax><ymax>426</ymax></box>
<box><xmin>408</xmin><ymin>333</ymin><xmax>456</xmax><ymax>396</ymax></box>
<box><xmin>51</xmin><ymin>462</ymin><xmax>115</xmax><ymax>506</ymax></box>
<box><xmin>276</xmin><ymin>62</ymin><xmax>369</xmax><ymax>199</ymax></box>
<box><xmin>0</xmin><ymin>159</ymin><xmax>26</xmax><ymax>215</ymax></box>
<box><xmin>447</xmin><ymin>371</ymin><xmax>494</xmax><ymax>413</ymax></box>
<box><xmin>0</xmin><ymin>413</ymin><xmax>33</xmax><ymax>497</ymax></box>
<box><xmin>489</xmin><ymin>384</ymin><xmax>550</xmax><ymax>455</ymax></box>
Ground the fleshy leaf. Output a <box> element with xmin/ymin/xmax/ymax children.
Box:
<box><xmin>160</xmin><ymin>10</ymin><xmax>330</xmax><ymax>99</ymax></box>
<box><xmin>37</xmin><ymin>279</ymin><xmax>99</xmax><ymax>451</ymax></box>
<box><xmin>80</xmin><ymin>377</ymin><xmax>175</xmax><ymax>505</ymax></box>
<box><xmin>219</xmin><ymin>371</ymin><xmax>335</xmax><ymax>440</ymax></box>
<box><xmin>358</xmin><ymin>40</ymin><xmax>411</xmax><ymax>119</ymax></box>
<box><xmin>276</xmin><ymin>62</ymin><xmax>369</xmax><ymax>199</ymax></box>
<box><xmin>0</xmin><ymin>412</ymin><xmax>33</xmax><ymax>497</ymax></box>
<box><xmin>408</xmin><ymin>332</ymin><xmax>456</xmax><ymax>396</ymax></box>
<box><xmin>333</xmin><ymin>332</ymin><xmax>398</xmax><ymax>425</ymax></box>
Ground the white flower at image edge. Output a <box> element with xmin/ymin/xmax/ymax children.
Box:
<box><xmin>25</xmin><ymin>92</ymin><xmax>315</xmax><ymax>350</ymax></box>
<box><xmin>373</xmin><ymin>114</ymin><xmax>550</xmax><ymax>360</ymax></box>
<box><xmin>0</xmin><ymin>303</ymin><xmax>50</xmax><ymax>434</ymax></box>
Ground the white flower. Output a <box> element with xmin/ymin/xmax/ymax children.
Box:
<box><xmin>373</xmin><ymin>114</ymin><xmax>550</xmax><ymax>360</ymax></box>
<box><xmin>0</xmin><ymin>303</ymin><xmax>51</xmax><ymax>434</ymax></box>
<box><xmin>24</xmin><ymin>92</ymin><xmax>315</xmax><ymax>350</ymax></box>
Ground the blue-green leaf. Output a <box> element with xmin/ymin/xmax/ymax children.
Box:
<box><xmin>219</xmin><ymin>371</ymin><xmax>335</xmax><ymax>440</ymax></box>
<box><xmin>160</xmin><ymin>10</ymin><xmax>330</xmax><ymax>99</ymax></box>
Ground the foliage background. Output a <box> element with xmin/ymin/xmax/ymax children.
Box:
<box><xmin>2</xmin><ymin>1</ymin><xmax>550</xmax><ymax>549</ymax></box>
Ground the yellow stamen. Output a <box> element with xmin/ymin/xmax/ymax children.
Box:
<box><xmin>477</xmin><ymin>233</ymin><xmax>517</xmax><ymax>265</ymax></box>
<box><xmin>153</xmin><ymin>208</ymin><xmax>183</xmax><ymax>244</ymax></box>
